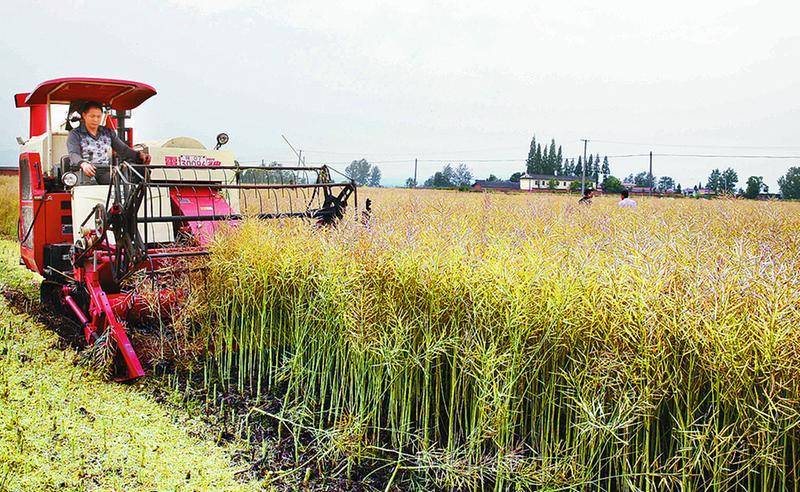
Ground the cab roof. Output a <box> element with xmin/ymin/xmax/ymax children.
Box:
<box><xmin>15</xmin><ymin>77</ymin><xmax>157</xmax><ymax>110</ymax></box>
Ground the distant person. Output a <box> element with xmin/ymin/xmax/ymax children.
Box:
<box><xmin>360</xmin><ymin>198</ymin><xmax>372</xmax><ymax>227</ymax></box>
<box><xmin>618</xmin><ymin>190</ymin><xmax>637</xmax><ymax>208</ymax></box>
<box><xmin>578</xmin><ymin>189</ymin><xmax>593</xmax><ymax>204</ymax></box>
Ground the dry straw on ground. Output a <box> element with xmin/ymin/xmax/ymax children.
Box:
<box><xmin>200</xmin><ymin>188</ymin><xmax>800</xmax><ymax>490</ymax></box>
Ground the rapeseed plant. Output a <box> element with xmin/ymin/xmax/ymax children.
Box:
<box><xmin>132</xmin><ymin>189</ymin><xmax>800</xmax><ymax>488</ymax></box>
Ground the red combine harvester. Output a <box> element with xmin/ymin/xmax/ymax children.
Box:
<box><xmin>15</xmin><ymin>77</ymin><xmax>356</xmax><ymax>380</ymax></box>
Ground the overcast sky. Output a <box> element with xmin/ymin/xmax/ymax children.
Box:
<box><xmin>1</xmin><ymin>0</ymin><xmax>798</xmax><ymax>188</ymax></box>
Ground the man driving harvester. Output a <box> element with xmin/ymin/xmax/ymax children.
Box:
<box><xmin>67</xmin><ymin>101</ymin><xmax>150</xmax><ymax>184</ymax></box>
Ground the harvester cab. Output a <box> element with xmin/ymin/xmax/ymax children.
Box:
<box><xmin>14</xmin><ymin>77</ymin><xmax>357</xmax><ymax>380</ymax></box>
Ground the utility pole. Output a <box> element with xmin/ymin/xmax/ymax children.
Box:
<box><xmin>413</xmin><ymin>158</ymin><xmax>418</xmax><ymax>187</ymax></box>
<box><xmin>649</xmin><ymin>151</ymin><xmax>653</xmax><ymax>196</ymax></box>
<box><xmin>581</xmin><ymin>139</ymin><xmax>589</xmax><ymax>194</ymax></box>
<box><xmin>281</xmin><ymin>134</ymin><xmax>305</xmax><ymax>166</ymax></box>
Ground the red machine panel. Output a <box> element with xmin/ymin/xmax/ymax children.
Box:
<box><xmin>18</xmin><ymin>153</ymin><xmax>73</xmax><ymax>275</ymax></box>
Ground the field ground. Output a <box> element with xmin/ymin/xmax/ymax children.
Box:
<box><xmin>0</xmin><ymin>240</ymin><xmax>260</xmax><ymax>491</ymax></box>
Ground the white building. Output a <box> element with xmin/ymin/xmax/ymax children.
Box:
<box><xmin>519</xmin><ymin>173</ymin><xmax>581</xmax><ymax>191</ymax></box>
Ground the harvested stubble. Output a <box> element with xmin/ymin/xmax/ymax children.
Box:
<box><xmin>200</xmin><ymin>189</ymin><xmax>800</xmax><ymax>490</ymax></box>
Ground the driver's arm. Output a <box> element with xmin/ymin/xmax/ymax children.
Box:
<box><xmin>109</xmin><ymin>131</ymin><xmax>142</xmax><ymax>163</ymax></box>
<box><xmin>66</xmin><ymin>130</ymin><xmax>85</xmax><ymax>169</ymax></box>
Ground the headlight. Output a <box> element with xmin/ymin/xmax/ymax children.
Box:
<box><xmin>62</xmin><ymin>172</ymin><xmax>78</xmax><ymax>187</ymax></box>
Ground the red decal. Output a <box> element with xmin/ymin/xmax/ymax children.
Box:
<box><xmin>164</xmin><ymin>155</ymin><xmax>222</xmax><ymax>167</ymax></box>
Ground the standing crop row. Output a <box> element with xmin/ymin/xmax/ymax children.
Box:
<box><xmin>199</xmin><ymin>190</ymin><xmax>800</xmax><ymax>490</ymax></box>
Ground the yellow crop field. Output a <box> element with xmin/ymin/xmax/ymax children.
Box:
<box><xmin>3</xmin><ymin>180</ymin><xmax>799</xmax><ymax>489</ymax></box>
<box><xmin>201</xmin><ymin>188</ymin><xmax>800</xmax><ymax>490</ymax></box>
<box><xmin>0</xmin><ymin>176</ymin><xmax>16</xmax><ymax>239</ymax></box>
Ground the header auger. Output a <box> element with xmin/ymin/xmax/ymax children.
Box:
<box><xmin>14</xmin><ymin>77</ymin><xmax>357</xmax><ymax>380</ymax></box>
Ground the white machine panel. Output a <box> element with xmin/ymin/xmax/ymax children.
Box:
<box><xmin>71</xmin><ymin>185</ymin><xmax>174</xmax><ymax>244</ymax></box>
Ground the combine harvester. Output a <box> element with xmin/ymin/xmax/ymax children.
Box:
<box><xmin>14</xmin><ymin>77</ymin><xmax>357</xmax><ymax>380</ymax></box>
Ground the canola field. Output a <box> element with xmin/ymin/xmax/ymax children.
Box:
<box><xmin>0</xmin><ymin>176</ymin><xmax>16</xmax><ymax>239</ymax></box>
<box><xmin>200</xmin><ymin>188</ymin><xmax>800</xmax><ymax>490</ymax></box>
<box><xmin>3</xmin><ymin>177</ymin><xmax>800</xmax><ymax>490</ymax></box>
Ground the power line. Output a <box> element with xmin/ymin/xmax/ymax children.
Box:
<box><xmin>301</xmin><ymin>146</ymin><xmax>523</xmax><ymax>157</ymax></box>
<box><xmin>659</xmin><ymin>153</ymin><xmax>800</xmax><ymax>159</ymax></box>
<box><xmin>240</xmin><ymin>153</ymin><xmax>800</xmax><ymax>167</ymax></box>
<box><xmin>606</xmin><ymin>153</ymin><xmax>800</xmax><ymax>159</ymax></box>
<box><xmin>590</xmin><ymin>139</ymin><xmax>800</xmax><ymax>150</ymax></box>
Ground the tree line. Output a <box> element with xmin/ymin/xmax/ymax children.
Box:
<box><xmin>344</xmin><ymin>159</ymin><xmax>382</xmax><ymax>187</ymax></box>
<box><xmin>420</xmin><ymin>163</ymin><xmax>473</xmax><ymax>189</ymax></box>
<box><xmin>338</xmin><ymin>147</ymin><xmax>800</xmax><ymax>200</ymax></box>
<box><xmin>525</xmin><ymin>135</ymin><xmax>610</xmax><ymax>186</ymax></box>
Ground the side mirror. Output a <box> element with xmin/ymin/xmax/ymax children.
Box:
<box><xmin>68</xmin><ymin>111</ymin><xmax>81</xmax><ymax>129</ymax></box>
<box><xmin>215</xmin><ymin>133</ymin><xmax>229</xmax><ymax>150</ymax></box>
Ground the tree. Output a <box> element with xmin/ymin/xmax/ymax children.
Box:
<box><xmin>423</xmin><ymin>163</ymin><xmax>472</xmax><ymax>188</ymax></box>
<box><xmin>453</xmin><ymin>164</ymin><xmax>473</xmax><ymax>188</ymax></box>
<box><xmin>441</xmin><ymin>164</ymin><xmax>455</xmax><ymax>185</ymax></box>
<box><xmin>574</xmin><ymin>157</ymin><xmax>583</xmax><ymax>178</ymax></box>
<box><xmin>645</xmin><ymin>172</ymin><xmax>656</xmax><ymax>188</ymax></box>
<box><xmin>676</xmin><ymin>183</ymin><xmax>682</xmax><ymax>194</ymax></box>
<box><xmin>556</xmin><ymin>146</ymin><xmax>563</xmax><ymax>173</ymax></box>
<box><xmin>487</xmin><ymin>174</ymin><xmax>499</xmax><ymax>182</ymax></box>
<box><xmin>601</xmin><ymin>175</ymin><xmax>625</xmax><ymax>193</ymax></box>
<box><xmin>526</xmin><ymin>135</ymin><xmax>571</xmax><ymax>175</ymax></box>
<box><xmin>405</xmin><ymin>177</ymin><xmax>417</xmax><ymax>188</ymax></box>
<box><xmin>563</xmin><ymin>159</ymin><xmax>575</xmax><ymax>176</ymax></box>
<box><xmin>592</xmin><ymin>154</ymin><xmax>601</xmax><ymax>185</ymax></box>
<box><xmin>547</xmin><ymin>140</ymin><xmax>558</xmax><ymax>175</ymax></box>
<box><xmin>569</xmin><ymin>179</ymin><xmax>593</xmax><ymax>192</ymax></box>
<box><xmin>525</xmin><ymin>136</ymin><xmax>537</xmax><ymax>175</ymax></box>
<box><xmin>534</xmin><ymin>144</ymin><xmax>543</xmax><ymax>173</ymax></box>
<box><xmin>241</xmin><ymin>161</ymin><xmax>301</xmax><ymax>184</ymax></box>
<box><xmin>657</xmin><ymin>176</ymin><xmax>675</xmax><ymax>192</ymax></box>
<box><xmin>743</xmin><ymin>176</ymin><xmax>767</xmax><ymax>199</ymax></box>
<box><xmin>601</xmin><ymin>156</ymin><xmax>610</xmax><ymax>179</ymax></box>
<box><xmin>424</xmin><ymin>172</ymin><xmax>447</xmax><ymax>188</ymax></box>
<box><xmin>547</xmin><ymin>178</ymin><xmax>558</xmax><ymax>190</ymax></box>
<box><xmin>779</xmin><ymin>167</ymin><xmax>800</xmax><ymax>199</ymax></box>
<box><xmin>345</xmin><ymin>158</ymin><xmax>372</xmax><ymax>186</ymax></box>
<box><xmin>509</xmin><ymin>172</ymin><xmax>523</xmax><ymax>182</ymax></box>
<box><xmin>368</xmin><ymin>166</ymin><xmax>382</xmax><ymax>187</ymax></box>
<box><xmin>721</xmin><ymin>168</ymin><xmax>738</xmax><ymax>193</ymax></box>
<box><xmin>707</xmin><ymin>169</ymin><xmax>722</xmax><ymax>193</ymax></box>
<box><xmin>424</xmin><ymin>164</ymin><xmax>454</xmax><ymax>188</ymax></box>
<box><xmin>626</xmin><ymin>171</ymin><xmax>652</xmax><ymax>187</ymax></box>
